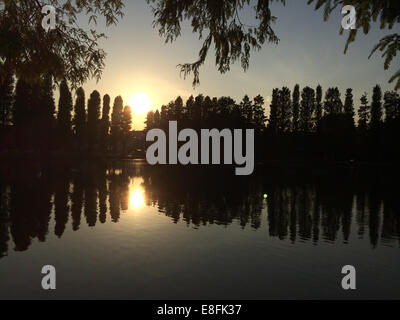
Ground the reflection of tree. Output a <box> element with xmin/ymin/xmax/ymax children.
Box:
<box><xmin>84</xmin><ymin>170</ymin><xmax>98</xmax><ymax>227</ymax></box>
<box><xmin>54</xmin><ymin>170</ymin><xmax>70</xmax><ymax>238</ymax></box>
<box><xmin>109</xmin><ymin>174</ymin><xmax>121</xmax><ymax>223</ymax></box>
<box><xmin>0</xmin><ymin>162</ymin><xmax>399</xmax><ymax>257</ymax></box>
<box><xmin>142</xmin><ymin>166</ymin><xmax>264</xmax><ymax>229</ymax></box>
<box><xmin>120</xmin><ymin>170</ymin><xmax>130</xmax><ymax>212</ymax></box>
<box><xmin>71</xmin><ymin>173</ymin><xmax>84</xmax><ymax>231</ymax></box>
<box><xmin>7</xmin><ymin>168</ymin><xmax>52</xmax><ymax>250</ymax></box>
<box><xmin>381</xmin><ymin>193</ymin><xmax>400</xmax><ymax>245</ymax></box>
<box><xmin>98</xmin><ymin>167</ymin><xmax>108</xmax><ymax>224</ymax></box>
<box><xmin>368</xmin><ymin>194</ymin><xmax>382</xmax><ymax>248</ymax></box>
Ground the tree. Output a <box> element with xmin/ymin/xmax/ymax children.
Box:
<box><xmin>324</xmin><ymin>87</ymin><xmax>342</xmax><ymax>115</ymax></box>
<box><xmin>358</xmin><ymin>93</ymin><xmax>370</xmax><ymax>132</ymax></box>
<box><xmin>185</xmin><ymin>96</ymin><xmax>195</xmax><ymax>122</ymax></box>
<box><xmin>121</xmin><ymin>106</ymin><xmax>132</xmax><ymax>154</ymax></box>
<box><xmin>384</xmin><ymin>91</ymin><xmax>400</xmax><ymax>123</ymax></box>
<box><xmin>193</xmin><ymin>95</ymin><xmax>204</xmax><ymax>121</ymax></box>
<box><xmin>154</xmin><ymin>110</ymin><xmax>161</xmax><ymax>126</ymax></box>
<box><xmin>300</xmin><ymin>87</ymin><xmax>315</xmax><ymax>133</ymax></box>
<box><xmin>100</xmin><ymin>94</ymin><xmax>111</xmax><ymax>150</ymax></box>
<box><xmin>87</xmin><ymin>90</ymin><xmax>101</xmax><ymax>151</ymax></box>
<box><xmin>13</xmin><ymin>79</ymin><xmax>32</xmax><ymax>126</ymax></box>
<box><xmin>0</xmin><ymin>0</ymin><xmax>125</xmax><ymax>87</ymax></box>
<box><xmin>57</xmin><ymin>80</ymin><xmax>73</xmax><ymax>143</ymax></box>
<box><xmin>240</xmin><ymin>95</ymin><xmax>253</xmax><ymax>127</ymax></box>
<box><xmin>292</xmin><ymin>84</ymin><xmax>300</xmax><ymax>133</ymax></box>
<box><xmin>370</xmin><ymin>85</ymin><xmax>383</xmax><ymax>131</ymax></box>
<box><xmin>122</xmin><ymin>106</ymin><xmax>132</xmax><ymax>135</ymax></box>
<box><xmin>344</xmin><ymin>88</ymin><xmax>355</xmax><ymax>124</ymax></box>
<box><xmin>308</xmin><ymin>0</ymin><xmax>400</xmax><ymax>90</ymax></box>
<box><xmin>37</xmin><ymin>76</ymin><xmax>56</xmax><ymax>148</ymax></box>
<box><xmin>0</xmin><ymin>70</ymin><xmax>14</xmax><ymax>128</ymax></box>
<box><xmin>315</xmin><ymin>85</ymin><xmax>323</xmax><ymax>124</ymax></box>
<box><xmin>40</xmin><ymin>76</ymin><xmax>56</xmax><ymax>120</ymax></box>
<box><xmin>278</xmin><ymin>87</ymin><xmax>292</xmax><ymax>133</ymax></box>
<box><xmin>73</xmin><ymin>87</ymin><xmax>86</xmax><ymax>143</ymax></box>
<box><xmin>202</xmin><ymin>96</ymin><xmax>213</xmax><ymax>122</ymax></box>
<box><xmin>253</xmin><ymin>95</ymin><xmax>266</xmax><ymax>131</ymax></box>
<box><xmin>174</xmin><ymin>96</ymin><xmax>184</xmax><ymax>122</ymax></box>
<box><xmin>111</xmin><ymin>96</ymin><xmax>124</xmax><ymax>151</ymax></box>
<box><xmin>145</xmin><ymin>111</ymin><xmax>155</xmax><ymax>131</ymax></box>
<box><xmin>149</xmin><ymin>0</ymin><xmax>400</xmax><ymax>89</ymax></box>
<box><xmin>147</xmin><ymin>0</ymin><xmax>284</xmax><ymax>86</ymax></box>
<box><xmin>268</xmin><ymin>88</ymin><xmax>280</xmax><ymax>134</ymax></box>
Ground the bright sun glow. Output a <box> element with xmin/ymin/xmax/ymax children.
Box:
<box><xmin>129</xmin><ymin>93</ymin><xmax>152</xmax><ymax>114</ymax></box>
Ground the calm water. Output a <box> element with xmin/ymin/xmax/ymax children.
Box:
<box><xmin>0</xmin><ymin>160</ymin><xmax>399</xmax><ymax>299</ymax></box>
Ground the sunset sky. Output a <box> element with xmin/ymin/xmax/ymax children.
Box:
<box><xmin>77</xmin><ymin>1</ymin><xmax>399</xmax><ymax>130</ymax></box>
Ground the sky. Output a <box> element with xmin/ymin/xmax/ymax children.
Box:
<box><xmin>75</xmin><ymin>0</ymin><xmax>400</xmax><ymax>130</ymax></box>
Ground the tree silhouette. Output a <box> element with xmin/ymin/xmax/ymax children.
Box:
<box><xmin>0</xmin><ymin>0</ymin><xmax>125</xmax><ymax>87</ymax></box>
<box><xmin>309</xmin><ymin>0</ymin><xmax>400</xmax><ymax>90</ymax></box>
<box><xmin>278</xmin><ymin>87</ymin><xmax>292</xmax><ymax>133</ymax></box>
<box><xmin>37</xmin><ymin>76</ymin><xmax>56</xmax><ymax>150</ymax></box>
<box><xmin>269</xmin><ymin>88</ymin><xmax>280</xmax><ymax>134</ymax></box>
<box><xmin>173</xmin><ymin>96</ymin><xmax>184</xmax><ymax>122</ymax></box>
<box><xmin>240</xmin><ymin>95</ymin><xmax>253</xmax><ymax>127</ymax></box>
<box><xmin>292</xmin><ymin>84</ymin><xmax>300</xmax><ymax>133</ymax></box>
<box><xmin>147</xmin><ymin>0</ymin><xmax>284</xmax><ymax>86</ymax></box>
<box><xmin>73</xmin><ymin>87</ymin><xmax>86</xmax><ymax>147</ymax></box>
<box><xmin>384</xmin><ymin>91</ymin><xmax>400</xmax><ymax>123</ymax></box>
<box><xmin>100</xmin><ymin>94</ymin><xmax>111</xmax><ymax>152</ymax></box>
<box><xmin>87</xmin><ymin>90</ymin><xmax>101</xmax><ymax>152</ymax></box>
<box><xmin>300</xmin><ymin>87</ymin><xmax>315</xmax><ymax>133</ymax></box>
<box><xmin>57</xmin><ymin>80</ymin><xmax>73</xmax><ymax>146</ymax></box>
<box><xmin>12</xmin><ymin>79</ymin><xmax>32</xmax><ymax>127</ymax></box>
<box><xmin>148</xmin><ymin>0</ymin><xmax>399</xmax><ymax>89</ymax></box>
<box><xmin>253</xmin><ymin>95</ymin><xmax>266</xmax><ymax>131</ymax></box>
<box><xmin>122</xmin><ymin>106</ymin><xmax>132</xmax><ymax>155</ymax></box>
<box><xmin>315</xmin><ymin>85</ymin><xmax>323</xmax><ymax>125</ymax></box>
<box><xmin>324</xmin><ymin>87</ymin><xmax>342</xmax><ymax>115</ymax></box>
<box><xmin>344</xmin><ymin>88</ymin><xmax>355</xmax><ymax>120</ymax></box>
<box><xmin>111</xmin><ymin>96</ymin><xmax>124</xmax><ymax>153</ymax></box>
<box><xmin>370</xmin><ymin>85</ymin><xmax>383</xmax><ymax>132</ymax></box>
<box><xmin>358</xmin><ymin>93</ymin><xmax>370</xmax><ymax>133</ymax></box>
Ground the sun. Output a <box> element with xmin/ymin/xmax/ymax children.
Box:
<box><xmin>129</xmin><ymin>93</ymin><xmax>152</xmax><ymax>114</ymax></box>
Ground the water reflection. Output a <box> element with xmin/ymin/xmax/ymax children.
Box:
<box><xmin>129</xmin><ymin>178</ymin><xmax>146</xmax><ymax>209</ymax></box>
<box><xmin>0</xmin><ymin>160</ymin><xmax>399</xmax><ymax>258</ymax></box>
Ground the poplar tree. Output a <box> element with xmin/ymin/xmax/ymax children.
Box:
<box><xmin>73</xmin><ymin>87</ymin><xmax>86</xmax><ymax>143</ymax></box>
<box><xmin>292</xmin><ymin>84</ymin><xmax>300</xmax><ymax>133</ymax></box>
<box><xmin>87</xmin><ymin>90</ymin><xmax>101</xmax><ymax>151</ymax></box>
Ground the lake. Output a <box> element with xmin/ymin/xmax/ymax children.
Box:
<box><xmin>0</xmin><ymin>160</ymin><xmax>399</xmax><ymax>299</ymax></box>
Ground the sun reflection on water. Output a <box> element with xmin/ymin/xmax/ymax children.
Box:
<box><xmin>129</xmin><ymin>178</ymin><xmax>146</xmax><ymax>209</ymax></box>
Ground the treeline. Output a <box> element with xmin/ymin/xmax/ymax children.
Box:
<box><xmin>146</xmin><ymin>85</ymin><xmax>400</xmax><ymax>162</ymax></box>
<box><xmin>0</xmin><ymin>74</ymin><xmax>133</xmax><ymax>155</ymax></box>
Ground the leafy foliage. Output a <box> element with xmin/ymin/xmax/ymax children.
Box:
<box><xmin>0</xmin><ymin>0</ymin><xmax>124</xmax><ymax>87</ymax></box>
<box><xmin>147</xmin><ymin>0</ymin><xmax>284</xmax><ymax>86</ymax></box>
<box><xmin>308</xmin><ymin>0</ymin><xmax>400</xmax><ymax>90</ymax></box>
